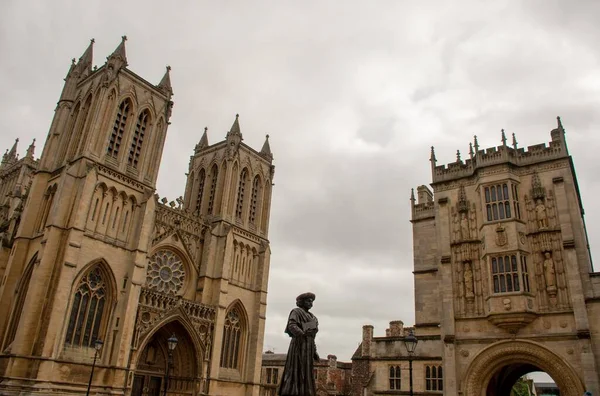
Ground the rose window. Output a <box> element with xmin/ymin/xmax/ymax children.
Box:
<box><xmin>146</xmin><ymin>250</ymin><xmax>186</xmax><ymax>294</ymax></box>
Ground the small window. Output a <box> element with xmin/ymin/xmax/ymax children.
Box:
<box><xmin>108</xmin><ymin>100</ymin><xmax>131</xmax><ymax>158</ymax></box>
<box><xmin>389</xmin><ymin>365</ymin><xmax>401</xmax><ymax>390</ymax></box>
<box><xmin>426</xmin><ymin>365</ymin><xmax>443</xmax><ymax>391</ymax></box>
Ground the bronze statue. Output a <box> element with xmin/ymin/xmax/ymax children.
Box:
<box><xmin>278</xmin><ymin>292</ymin><xmax>320</xmax><ymax>396</ymax></box>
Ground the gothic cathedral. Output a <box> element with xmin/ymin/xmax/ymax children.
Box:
<box><xmin>0</xmin><ymin>38</ymin><xmax>275</xmax><ymax>395</ymax></box>
<box><xmin>352</xmin><ymin>121</ymin><xmax>600</xmax><ymax>396</ymax></box>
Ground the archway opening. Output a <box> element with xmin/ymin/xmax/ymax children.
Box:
<box><xmin>486</xmin><ymin>364</ymin><xmax>558</xmax><ymax>396</ymax></box>
<box><xmin>133</xmin><ymin>321</ymin><xmax>200</xmax><ymax>396</ymax></box>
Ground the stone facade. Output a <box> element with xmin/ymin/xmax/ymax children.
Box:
<box><xmin>260</xmin><ymin>351</ymin><xmax>352</xmax><ymax>396</ymax></box>
<box><xmin>353</xmin><ymin>121</ymin><xmax>600</xmax><ymax>396</ymax></box>
<box><xmin>0</xmin><ymin>38</ymin><xmax>274</xmax><ymax>396</ymax></box>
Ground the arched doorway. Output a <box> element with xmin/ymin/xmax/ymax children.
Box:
<box><xmin>133</xmin><ymin>320</ymin><xmax>202</xmax><ymax>396</ymax></box>
<box><xmin>462</xmin><ymin>340</ymin><xmax>584</xmax><ymax>396</ymax></box>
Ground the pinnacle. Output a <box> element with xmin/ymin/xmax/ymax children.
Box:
<box><xmin>197</xmin><ymin>127</ymin><xmax>209</xmax><ymax>149</ymax></box>
<box><xmin>260</xmin><ymin>134</ymin><xmax>273</xmax><ymax>160</ymax></box>
<box><xmin>157</xmin><ymin>65</ymin><xmax>173</xmax><ymax>96</ymax></box>
<box><xmin>75</xmin><ymin>38</ymin><xmax>94</xmax><ymax>76</ymax></box>
<box><xmin>108</xmin><ymin>35</ymin><xmax>128</xmax><ymax>66</ymax></box>
<box><xmin>228</xmin><ymin>114</ymin><xmax>242</xmax><ymax>137</ymax></box>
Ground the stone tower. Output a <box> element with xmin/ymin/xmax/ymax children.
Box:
<box><xmin>0</xmin><ymin>38</ymin><xmax>274</xmax><ymax>396</ymax></box>
<box><xmin>353</xmin><ymin>119</ymin><xmax>600</xmax><ymax>396</ymax></box>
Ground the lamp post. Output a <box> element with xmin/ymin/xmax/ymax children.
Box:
<box><xmin>86</xmin><ymin>339</ymin><xmax>104</xmax><ymax>396</ymax></box>
<box><xmin>404</xmin><ymin>330</ymin><xmax>418</xmax><ymax>396</ymax></box>
<box><xmin>164</xmin><ymin>334</ymin><xmax>178</xmax><ymax>396</ymax></box>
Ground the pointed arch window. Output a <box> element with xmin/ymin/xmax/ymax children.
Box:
<box><xmin>107</xmin><ymin>100</ymin><xmax>131</xmax><ymax>158</ymax></box>
<box><xmin>195</xmin><ymin>169</ymin><xmax>206</xmax><ymax>214</ymax></box>
<box><xmin>249</xmin><ymin>175</ymin><xmax>261</xmax><ymax>224</ymax></box>
<box><xmin>65</xmin><ymin>266</ymin><xmax>109</xmax><ymax>347</ymax></box>
<box><xmin>207</xmin><ymin>165</ymin><xmax>219</xmax><ymax>214</ymax></box>
<box><xmin>236</xmin><ymin>169</ymin><xmax>248</xmax><ymax>219</ymax></box>
<box><xmin>220</xmin><ymin>308</ymin><xmax>244</xmax><ymax>369</ymax></box>
<box><xmin>4</xmin><ymin>254</ymin><xmax>36</xmax><ymax>349</ymax></box>
<box><xmin>128</xmin><ymin>110</ymin><xmax>150</xmax><ymax>167</ymax></box>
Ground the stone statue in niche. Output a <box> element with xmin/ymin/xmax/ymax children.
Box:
<box><xmin>460</xmin><ymin>212</ymin><xmax>470</xmax><ymax>240</ymax></box>
<box><xmin>463</xmin><ymin>261</ymin><xmax>474</xmax><ymax>298</ymax></box>
<box><xmin>543</xmin><ymin>251</ymin><xmax>557</xmax><ymax>290</ymax></box>
<box><xmin>536</xmin><ymin>199</ymin><xmax>548</xmax><ymax>229</ymax></box>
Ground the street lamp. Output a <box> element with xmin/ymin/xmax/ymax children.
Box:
<box><xmin>86</xmin><ymin>339</ymin><xmax>104</xmax><ymax>396</ymax></box>
<box><xmin>164</xmin><ymin>334</ymin><xmax>178</xmax><ymax>396</ymax></box>
<box><xmin>404</xmin><ymin>330</ymin><xmax>418</xmax><ymax>396</ymax></box>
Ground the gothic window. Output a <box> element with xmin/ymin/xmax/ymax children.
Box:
<box><xmin>389</xmin><ymin>365</ymin><xmax>401</xmax><ymax>390</ymax></box>
<box><xmin>195</xmin><ymin>169</ymin><xmax>206</xmax><ymax>214</ymax></box>
<box><xmin>65</xmin><ymin>266</ymin><xmax>108</xmax><ymax>347</ymax></box>
<box><xmin>207</xmin><ymin>165</ymin><xmax>218</xmax><ymax>214</ymax></box>
<box><xmin>249</xmin><ymin>175</ymin><xmax>260</xmax><ymax>224</ymax></box>
<box><xmin>521</xmin><ymin>255</ymin><xmax>531</xmax><ymax>292</ymax></box>
<box><xmin>128</xmin><ymin>110</ymin><xmax>150</xmax><ymax>168</ymax></box>
<box><xmin>68</xmin><ymin>94</ymin><xmax>93</xmax><ymax>161</ymax></box>
<box><xmin>107</xmin><ymin>100</ymin><xmax>131</xmax><ymax>158</ymax></box>
<box><xmin>146</xmin><ymin>250</ymin><xmax>186</xmax><ymax>295</ymax></box>
<box><xmin>511</xmin><ymin>184</ymin><xmax>522</xmax><ymax>219</ymax></box>
<box><xmin>220</xmin><ymin>308</ymin><xmax>244</xmax><ymax>369</ymax></box>
<box><xmin>37</xmin><ymin>185</ymin><xmax>57</xmax><ymax>232</ymax></box>
<box><xmin>236</xmin><ymin>169</ymin><xmax>248</xmax><ymax>219</ymax></box>
<box><xmin>425</xmin><ymin>365</ymin><xmax>443</xmax><ymax>391</ymax></box>
<box><xmin>484</xmin><ymin>183</ymin><xmax>512</xmax><ymax>221</ymax></box>
<box><xmin>492</xmin><ymin>254</ymin><xmax>520</xmax><ymax>293</ymax></box>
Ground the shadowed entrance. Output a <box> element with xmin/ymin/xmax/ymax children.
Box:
<box><xmin>133</xmin><ymin>321</ymin><xmax>201</xmax><ymax>396</ymax></box>
<box><xmin>462</xmin><ymin>340</ymin><xmax>584</xmax><ymax>396</ymax></box>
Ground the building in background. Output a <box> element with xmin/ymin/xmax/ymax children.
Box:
<box><xmin>0</xmin><ymin>37</ymin><xmax>275</xmax><ymax>396</ymax></box>
<box><xmin>260</xmin><ymin>351</ymin><xmax>352</xmax><ymax>396</ymax></box>
<box><xmin>353</xmin><ymin>121</ymin><xmax>600</xmax><ymax>395</ymax></box>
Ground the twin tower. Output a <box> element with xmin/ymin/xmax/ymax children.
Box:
<box><xmin>0</xmin><ymin>37</ymin><xmax>274</xmax><ymax>395</ymax></box>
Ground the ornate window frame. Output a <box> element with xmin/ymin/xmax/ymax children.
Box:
<box><xmin>490</xmin><ymin>252</ymin><xmax>531</xmax><ymax>294</ymax></box>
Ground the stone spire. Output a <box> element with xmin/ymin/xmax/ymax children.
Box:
<box><xmin>105</xmin><ymin>35</ymin><xmax>128</xmax><ymax>74</ymax></box>
<box><xmin>7</xmin><ymin>138</ymin><xmax>19</xmax><ymax>162</ymax></box>
<box><xmin>196</xmin><ymin>127</ymin><xmax>209</xmax><ymax>152</ymax></box>
<box><xmin>225</xmin><ymin>114</ymin><xmax>243</xmax><ymax>159</ymax></box>
<box><xmin>456</xmin><ymin>149</ymin><xmax>461</xmax><ymax>163</ymax></box>
<box><xmin>260</xmin><ymin>134</ymin><xmax>273</xmax><ymax>161</ymax></box>
<box><xmin>501</xmin><ymin>129</ymin><xmax>507</xmax><ymax>146</ymax></box>
<box><xmin>469</xmin><ymin>142</ymin><xmax>474</xmax><ymax>160</ymax></box>
<box><xmin>74</xmin><ymin>38</ymin><xmax>94</xmax><ymax>78</ymax></box>
<box><xmin>474</xmin><ymin>135</ymin><xmax>479</xmax><ymax>152</ymax></box>
<box><xmin>157</xmin><ymin>65</ymin><xmax>173</xmax><ymax>97</ymax></box>
<box><xmin>410</xmin><ymin>188</ymin><xmax>415</xmax><ymax>203</ymax></box>
<box><xmin>512</xmin><ymin>133</ymin><xmax>518</xmax><ymax>150</ymax></box>
<box><xmin>430</xmin><ymin>146</ymin><xmax>437</xmax><ymax>173</ymax></box>
<box><xmin>25</xmin><ymin>139</ymin><xmax>36</xmax><ymax>159</ymax></box>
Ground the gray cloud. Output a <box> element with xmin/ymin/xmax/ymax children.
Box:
<box><xmin>2</xmin><ymin>0</ymin><xmax>600</xmax><ymax>364</ymax></box>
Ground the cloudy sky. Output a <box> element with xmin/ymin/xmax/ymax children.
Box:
<box><xmin>2</xmin><ymin>0</ymin><xmax>600</xmax><ymax>367</ymax></box>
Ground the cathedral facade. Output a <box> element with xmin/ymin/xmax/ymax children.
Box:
<box><xmin>0</xmin><ymin>38</ymin><xmax>274</xmax><ymax>396</ymax></box>
<box><xmin>352</xmin><ymin>120</ymin><xmax>600</xmax><ymax>395</ymax></box>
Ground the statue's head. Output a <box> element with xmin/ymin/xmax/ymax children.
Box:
<box><xmin>296</xmin><ymin>292</ymin><xmax>316</xmax><ymax>309</ymax></box>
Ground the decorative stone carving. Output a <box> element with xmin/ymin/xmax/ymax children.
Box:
<box><xmin>464</xmin><ymin>262</ymin><xmax>474</xmax><ymax>298</ymax></box>
<box><xmin>543</xmin><ymin>251</ymin><xmax>557</xmax><ymax>291</ymax></box>
<box><xmin>146</xmin><ymin>250</ymin><xmax>186</xmax><ymax>295</ymax></box>
<box><xmin>495</xmin><ymin>225</ymin><xmax>507</xmax><ymax>247</ymax></box>
<box><xmin>535</xmin><ymin>199</ymin><xmax>548</xmax><ymax>230</ymax></box>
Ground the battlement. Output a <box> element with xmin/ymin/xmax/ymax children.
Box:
<box><xmin>431</xmin><ymin>119</ymin><xmax>568</xmax><ymax>184</ymax></box>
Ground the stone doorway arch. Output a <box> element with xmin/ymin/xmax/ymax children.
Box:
<box><xmin>461</xmin><ymin>339</ymin><xmax>584</xmax><ymax>396</ymax></box>
<box><xmin>132</xmin><ymin>320</ymin><xmax>204</xmax><ymax>396</ymax></box>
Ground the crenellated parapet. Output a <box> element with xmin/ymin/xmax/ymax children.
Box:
<box><xmin>431</xmin><ymin>118</ymin><xmax>568</xmax><ymax>184</ymax></box>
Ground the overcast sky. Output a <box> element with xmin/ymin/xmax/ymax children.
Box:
<box><xmin>2</xmin><ymin>0</ymin><xmax>600</xmax><ymax>368</ymax></box>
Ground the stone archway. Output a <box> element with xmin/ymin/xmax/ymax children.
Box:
<box><xmin>462</xmin><ymin>339</ymin><xmax>584</xmax><ymax>396</ymax></box>
<box><xmin>132</xmin><ymin>320</ymin><xmax>202</xmax><ymax>396</ymax></box>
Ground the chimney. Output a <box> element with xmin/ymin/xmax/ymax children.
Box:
<box><xmin>361</xmin><ymin>325</ymin><xmax>374</xmax><ymax>357</ymax></box>
<box><xmin>389</xmin><ymin>320</ymin><xmax>404</xmax><ymax>337</ymax></box>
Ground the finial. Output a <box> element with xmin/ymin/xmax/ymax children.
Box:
<box><xmin>410</xmin><ymin>188</ymin><xmax>415</xmax><ymax>202</ymax></box>
<box><xmin>469</xmin><ymin>142</ymin><xmax>474</xmax><ymax>158</ymax></box>
<box><xmin>266</xmin><ymin>134</ymin><xmax>269</xmax><ymax>139</ymax></box>
<box><xmin>236</xmin><ymin>113</ymin><xmax>239</xmax><ymax>119</ymax></box>
<box><xmin>501</xmin><ymin>129</ymin><xmax>507</xmax><ymax>146</ymax></box>
<box><xmin>90</xmin><ymin>38</ymin><xmax>95</xmax><ymax>44</ymax></box>
<box><xmin>205</xmin><ymin>126</ymin><xmax>208</xmax><ymax>132</ymax></box>
<box><xmin>122</xmin><ymin>35</ymin><xmax>127</xmax><ymax>42</ymax></box>
<box><xmin>71</xmin><ymin>58</ymin><xmax>76</xmax><ymax>64</ymax></box>
<box><xmin>456</xmin><ymin>149</ymin><xmax>461</xmax><ymax>162</ymax></box>
<box><xmin>166</xmin><ymin>65</ymin><xmax>171</xmax><ymax>71</ymax></box>
<box><xmin>474</xmin><ymin>135</ymin><xmax>479</xmax><ymax>152</ymax></box>
<box><xmin>512</xmin><ymin>133</ymin><xmax>518</xmax><ymax>149</ymax></box>
<box><xmin>430</xmin><ymin>146</ymin><xmax>436</xmax><ymax>163</ymax></box>
<box><xmin>557</xmin><ymin>116</ymin><xmax>563</xmax><ymax>129</ymax></box>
